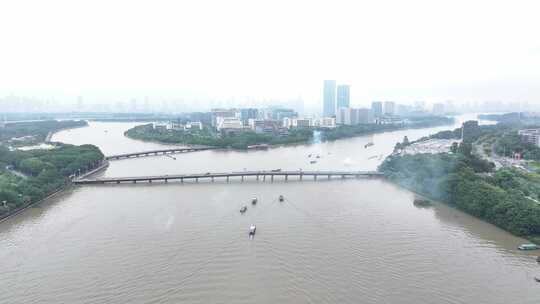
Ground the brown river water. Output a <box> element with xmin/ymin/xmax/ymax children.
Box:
<box><xmin>1</xmin><ymin>114</ymin><xmax>539</xmax><ymax>303</ymax></box>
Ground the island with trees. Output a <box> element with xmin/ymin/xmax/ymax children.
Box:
<box><xmin>125</xmin><ymin>116</ymin><xmax>454</xmax><ymax>149</ymax></box>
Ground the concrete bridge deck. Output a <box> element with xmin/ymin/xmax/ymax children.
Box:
<box><xmin>105</xmin><ymin>147</ymin><xmax>215</xmax><ymax>160</ymax></box>
<box><xmin>73</xmin><ymin>170</ymin><xmax>384</xmax><ymax>185</ymax></box>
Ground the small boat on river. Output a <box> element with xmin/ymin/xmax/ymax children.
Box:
<box><xmin>279</xmin><ymin>195</ymin><xmax>284</xmax><ymax>202</ymax></box>
<box><xmin>535</xmin><ymin>277</ymin><xmax>540</xmax><ymax>283</ymax></box>
<box><xmin>249</xmin><ymin>224</ymin><xmax>256</xmax><ymax>238</ymax></box>
<box><xmin>518</xmin><ymin>244</ymin><xmax>538</xmax><ymax>250</ymax></box>
<box><xmin>310</xmin><ymin>160</ymin><xmax>317</xmax><ymax>164</ymax></box>
<box><xmin>365</xmin><ymin>142</ymin><xmax>374</xmax><ymax>148</ymax></box>
<box><xmin>252</xmin><ymin>197</ymin><xmax>258</xmax><ymax>205</ymax></box>
<box><xmin>240</xmin><ymin>206</ymin><xmax>247</xmax><ymax>214</ymax></box>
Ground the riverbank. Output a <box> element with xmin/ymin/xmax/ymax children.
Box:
<box><xmin>379</xmin><ymin>151</ymin><xmax>540</xmax><ymax>244</ymax></box>
<box><xmin>0</xmin><ymin>144</ymin><xmax>105</xmax><ymax>220</ymax></box>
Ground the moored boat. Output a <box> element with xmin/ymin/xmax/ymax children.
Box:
<box><xmin>279</xmin><ymin>195</ymin><xmax>284</xmax><ymax>202</ymax></box>
<box><xmin>251</xmin><ymin>197</ymin><xmax>257</xmax><ymax>205</ymax></box>
<box><xmin>240</xmin><ymin>206</ymin><xmax>247</xmax><ymax>213</ymax></box>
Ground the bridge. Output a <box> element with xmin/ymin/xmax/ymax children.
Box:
<box><xmin>73</xmin><ymin>170</ymin><xmax>384</xmax><ymax>185</ymax></box>
<box><xmin>105</xmin><ymin>147</ymin><xmax>215</xmax><ymax>160</ymax></box>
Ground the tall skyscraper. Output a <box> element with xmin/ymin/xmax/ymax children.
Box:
<box><xmin>371</xmin><ymin>101</ymin><xmax>383</xmax><ymax>117</ymax></box>
<box><xmin>336</xmin><ymin>85</ymin><xmax>350</xmax><ymax>109</ymax></box>
<box><xmin>323</xmin><ymin>80</ymin><xmax>336</xmax><ymax>117</ymax></box>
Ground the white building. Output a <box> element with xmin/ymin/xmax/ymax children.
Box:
<box><xmin>216</xmin><ymin>117</ymin><xmax>243</xmax><ymax>131</ymax></box>
<box><xmin>518</xmin><ymin>129</ymin><xmax>540</xmax><ymax>146</ymax></box>
<box><xmin>319</xmin><ymin>117</ymin><xmax>336</xmax><ymax>128</ymax></box>
<box><xmin>293</xmin><ymin>118</ymin><xmax>311</xmax><ymax>128</ymax></box>
<box><xmin>186</xmin><ymin>122</ymin><xmax>203</xmax><ymax>130</ymax></box>
<box><xmin>337</xmin><ymin>107</ymin><xmax>373</xmax><ymax>125</ymax></box>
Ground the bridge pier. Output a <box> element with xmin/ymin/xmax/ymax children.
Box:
<box><xmin>149</xmin><ymin>179</ymin><xmax>152</xmax><ymax>183</ymax></box>
<box><xmin>300</xmin><ymin>174</ymin><xmax>303</xmax><ymax>181</ymax></box>
<box><xmin>271</xmin><ymin>175</ymin><xmax>274</xmax><ymax>182</ymax></box>
<box><xmin>181</xmin><ymin>177</ymin><xmax>183</xmax><ymax>183</ymax></box>
<box><xmin>256</xmin><ymin>175</ymin><xmax>259</xmax><ymax>181</ymax></box>
<box><xmin>241</xmin><ymin>176</ymin><xmax>244</xmax><ymax>182</ymax></box>
<box><xmin>196</xmin><ymin>178</ymin><xmax>198</xmax><ymax>183</ymax></box>
<box><xmin>116</xmin><ymin>180</ymin><xmax>120</xmax><ymax>184</ymax></box>
<box><xmin>342</xmin><ymin>175</ymin><xmax>345</xmax><ymax>179</ymax></box>
<box><xmin>263</xmin><ymin>175</ymin><xmax>266</xmax><ymax>181</ymax></box>
<box><xmin>211</xmin><ymin>177</ymin><xmax>214</xmax><ymax>182</ymax></box>
<box><xmin>314</xmin><ymin>175</ymin><xmax>317</xmax><ymax>180</ymax></box>
<box><xmin>227</xmin><ymin>176</ymin><xmax>229</xmax><ymax>182</ymax></box>
<box><xmin>165</xmin><ymin>178</ymin><xmax>168</xmax><ymax>183</ymax></box>
<box><xmin>285</xmin><ymin>175</ymin><xmax>288</xmax><ymax>181</ymax></box>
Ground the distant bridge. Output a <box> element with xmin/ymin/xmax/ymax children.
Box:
<box><xmin>105</xmin><ymin>147</ymin><xmax>215</xmax><ymax>160</ymax></box>
<box><xmin>73</xmin><ymin>170</ymin><xmax>384</xmax><ymax>185</ymax></box>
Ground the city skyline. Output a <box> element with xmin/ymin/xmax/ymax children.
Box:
<box><xmin>1</xmin><ymin>1</ymin><xmax>539</xmax><ymax>105</ymax></box>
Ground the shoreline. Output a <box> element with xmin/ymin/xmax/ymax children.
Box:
<box><xmin>0</xmin><ymin>160</ymin><xmax>109</xmax><ymax>223</ymax></box>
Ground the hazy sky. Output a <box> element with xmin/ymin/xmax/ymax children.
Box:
<box><xmin>1</xmin><ymin>0</ymin><xmax>539</xmax><ymax>106</ymax></box>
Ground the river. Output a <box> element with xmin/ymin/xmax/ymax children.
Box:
<box><xmin>1</xmin><ymin>114</ymin><xmax>538</xmax><ymax>303</ymax></box>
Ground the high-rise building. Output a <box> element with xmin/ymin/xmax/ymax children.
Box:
<box><xmin>384</xmin><ymin>101</ymin><xmax>395</xmax><ymax>116</ymax></box>
<box><xmin>336</xmin><ymin>107</ymin><xmax>351</xmax><ymax>125</ymax></box>
<box><xmin>371</xmin><ymin>101</ymin><xmax>383</xmax><ymax>117</ymax></box>
<box><xmin>323</xmin><ymin>80</ymin><xmax>336</xmax><ymax>117</ymax></box>
<box><xmin>336</xmin><ymin>85</ymin><xmax>350</xmax><ymax>109</ymax></box>
<box><xmin>357</xmin><ymin>108</ymin><xmax>372</xmax><ymax>124</ymax></box>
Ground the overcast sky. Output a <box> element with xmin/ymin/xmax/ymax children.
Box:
<box><xmin>0</xmin><ymin>0</ymin><xmax>539</xmax><ymax>106</ymax></box>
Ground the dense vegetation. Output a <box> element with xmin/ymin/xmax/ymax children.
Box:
<box><xmin>125</xmin><ymin>124</ymin><xmax>314</xmax><ymax>149</ymax></box>
<box><xmin>379</xmin><ymin>143</ymin><xmax>540</xmax><ymax>241</ymax></box>
<box><xmin>0</xmin><ymin>120</ymin><xmax>87</xmax><ymax>145</ymax></box>
<box><xmin>0</xmin><ymin>144</ymin><xmax>104</xmax><ymax>218</ymax></box>
<box><xmin>321</xmin><ymin>116</ymin><xmax>454</xmax><ymax>141</ymax></box>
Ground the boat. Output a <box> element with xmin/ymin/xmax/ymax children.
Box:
<box><xmin>535</xmin><ymin>277</ymin><xmax>540</xmax><ymax>283</ymax></box>
<box><xmin>249</xmin><ymin>224</ymin><xmax>256</xmax><ymax>237</ymax></box>
<box><xmin>365</xmin><ymin>142</ymin><xmax>374</xmax><ymax>148</ymax></box>
<box><xmin>247</xmin><ymin>144</ymin><xmax>269</xmax><ymax>150</ymax></box>
<box><xmin>251</xmin><ymin>197</ymin><xmax>258</xmax><ymax>205</ymax></box>
<box><xmin>310</xmin><ymin>160</ymin><xmax>317</xmax><ymax>164</ymax></box>
<box><xmin>240</xmin><ymin>206</ymin><xmax>247</xmax><ymax>213</ymax></box>
<box><xmin>316</xmin><ymin>155</ymin><xmax>320</xmax><ymax>159</ymax></box>
<box><xmin>368</xmin><ymin>155</ymin><xmax>378</xmax><ymax>160</ymax></box>
<box><xmin>537</xmin><ymin>256</ymin><xmax>540</xmax><ymax>263</ymax></box>
<box><xmin>308</xmin><ymin>154</ymin><xmax>312</xmax><ymax>158</ymax></box>
<box><xmin>279</xmin><ymin>195</ymin><xmax>284</xmax><ymax>202</ymax></box>
<box><xmin>271</xmin><ymin>169</ymin><xmax>282</xmax><ymax>172</ymax></box>
<box><xmin>518</xmin><ymin>244</ymin><xmax>539</xmax><ymax>250</ymax></box>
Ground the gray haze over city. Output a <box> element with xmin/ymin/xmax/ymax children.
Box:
<box><xmin>1</xmin><ymin>0</ymin><xmax>540</xmax><ymax>114</ymax></box>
